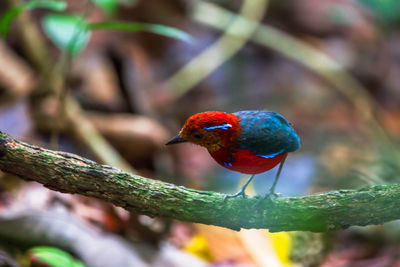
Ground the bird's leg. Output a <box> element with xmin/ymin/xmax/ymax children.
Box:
<box><xmin>224</xmin><ymin>174</ymin><xmax>255</xmax><ymax>200</ymax></box>
<box><xmin>264</xmin><ymin>155</ymin><xmax>287</xmax><ymax>199</ymax></box>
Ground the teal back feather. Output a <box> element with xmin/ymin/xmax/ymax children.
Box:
<box><xmin>234</xmin><ymin>110</ymin><xmax>300</xmax><ymax>156</ymax></box>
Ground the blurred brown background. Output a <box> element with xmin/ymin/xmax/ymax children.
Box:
<box><xmin>0</xmin><ymin>0</ymin><xmax>400</xmax><ymax>266</ymax></box>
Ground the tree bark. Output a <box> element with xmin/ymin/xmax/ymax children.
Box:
<box><xmin>0</xmin><ymin>131</ymin><xmax>398</xmax><ymax>232</ymax></box>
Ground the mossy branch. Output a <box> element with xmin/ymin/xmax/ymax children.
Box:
<box><xmin>0</xmin><ymin>131</ymin><xmax>399</xmax><ymax>232</ymax></box>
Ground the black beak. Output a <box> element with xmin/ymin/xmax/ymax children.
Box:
<box><xmin>166</xmin><ymin>134</ymin><xmax>187</xmax><ymax>145</ymax></box>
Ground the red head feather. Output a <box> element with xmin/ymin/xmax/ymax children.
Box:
<box><xmin>179</xmin><ymin>111</ymin><xmax>241</xmax><ymax>152</ymax></box>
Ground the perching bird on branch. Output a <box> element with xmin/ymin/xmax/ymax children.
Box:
<box><xmin>166</xmin><ymin>110</ymin><xmax>300</xmax><ymax>198</ymax></box>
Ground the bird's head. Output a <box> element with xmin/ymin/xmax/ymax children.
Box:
<box><xmin>166</xmin><ymin>111</ymin><xmax>240</xmax><ymax>152</ymax></box>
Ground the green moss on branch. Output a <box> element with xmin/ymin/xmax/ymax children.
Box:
<box><xmin>0</xmin><ymin>131</ymin><xmax>399</xmax><ymax>232</ymax></box>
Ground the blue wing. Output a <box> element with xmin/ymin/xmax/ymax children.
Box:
<box><xmin>234</xmin><ymin>110</ymin><xmax>300</xmax><ymax>156</ymax></box>
<box><xmin>259</xmin><ymin>149</ymin><xmax>285</xmax><ymax>158</ymax></box>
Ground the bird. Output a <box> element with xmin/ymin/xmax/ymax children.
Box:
<box><xmin>166</xmin><ymin>110</ymin><xmax>301</xmax><ymax>198</ymax></box>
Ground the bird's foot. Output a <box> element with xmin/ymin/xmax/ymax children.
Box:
<box><xmin>263</xmin><ymin>191</ymin><xmax>282</xmax><ymax>200</ymax></box>
<box><xmin>252</xmin><ymin>191</ymin><xmax>282</xmax><ymax>208</ymax></box>
<box><xmin>223</xmin><ymin>189</ymin><xmax>248</xmax><ymax>201</ymax></box>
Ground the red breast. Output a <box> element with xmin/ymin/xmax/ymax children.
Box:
<box><xmin>210</xmin><ymin>148</ymin><xmax>287</xmax><ymax>174</ymax></box>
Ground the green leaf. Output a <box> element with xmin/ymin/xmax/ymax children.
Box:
<box><xmin>29</xmin><ymin>246</ymin><xmax>85</xmax><ymax>267</ymax></box>
<box><xmin>42</xmin><ymin>14</ymin><xmax>90</xmax><ymax>56</ymax></box>
<box><xmin>0</xmin><ymin>0</ymin><xmax>67</xmax><ymax>38</ymax></box>
<box><xmin>358</xmin><ymin>0</ymin><xmax>400</xmax><ymax>26</ymax></box>
<box><xmin>91</xmin><ymin>0</ymin><xmax>117</xmax><ymax>16</ymax></box>
<box><xmin>88</xmin><ymin>21</ymin><xmax>194</xmax><ymax>43</ymax></box>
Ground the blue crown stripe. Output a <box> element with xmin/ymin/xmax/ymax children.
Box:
<box><xmin>204</xmin><ymin>123</ymin><xmax>232</xmax><ymax>130</ymax></box>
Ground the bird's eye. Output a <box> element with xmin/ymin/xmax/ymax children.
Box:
<box><xmin>194</xmin><ymin>133</ymin><xmax>203</xmax><ymax>139</ymax></box>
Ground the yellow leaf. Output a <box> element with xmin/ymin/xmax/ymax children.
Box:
<box><xmin>183</xmin><ymin>234</ymin><xmax>213</xmax><ymax>262</ymax></box>
<box><xmin>268</xmin><ymin>231</ymin><xmax>292</xmax><ymax>266</ymax></box>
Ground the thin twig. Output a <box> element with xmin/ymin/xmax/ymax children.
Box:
<box><xmin>162</xmin><ymin>0</ymin><xmax>269</xmax><ymax>96</ymax></box>
<box><xmin>50</xmin><ymin>0</ymin><xmax>93</xmax><ymax>149</ymax></box>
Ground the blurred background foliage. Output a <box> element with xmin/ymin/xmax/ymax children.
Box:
<box><xmin>0</xmin><ymin>0</ymin><xmax>400</xmax><ymax>266</ymax></box>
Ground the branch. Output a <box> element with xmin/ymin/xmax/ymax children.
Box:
<box><xmin>0</xmin><ymin>131</ymin><xmax>399</xmax><ymax>232</ymax></box>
